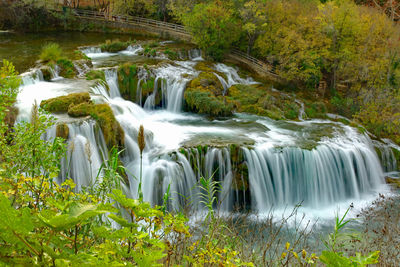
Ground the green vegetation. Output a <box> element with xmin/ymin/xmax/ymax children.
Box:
<box><xmin>40</xmin><ymin>92</ymin><xmax>91</xmax><ymax>113</ymax></box>
<box><xmin>0</xmin><ymin>59</ymin><xmax>392</xmax><ymax>267</ymax></box>
<box><xmin>69</xmin><ymin>103</ymin><xmax>125</xmax><ymax>150</ymax></box>
<box><xmin>184</xmin><ymin>69</ymin><xmax>233</xmax><ymax>117</ymax></box>
<box><xmin>85</xmin><ymin>69</ymin><xmax>106</xmax><ymax>81</ymax></box>
<box><xmin>100</xmin><ymin>39</ymin><xmax>131</xmax><ymax>53</ymax></box>
<box><xmin>118</xmin><ymin>63</ymin><xmax>139</xmax><ymax>101</ymax></box>
<box><xmin>182</xmin><ymin>1</ymin><xmax>240</xmax><ymax>61</ymax></box>
<box><xmin>39</xmin><ymin>43</ymin><xmax>64</xmax><ymax>63</ymax></box>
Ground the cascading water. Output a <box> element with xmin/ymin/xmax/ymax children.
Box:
<box><xmin>15</xmin><ymin>49</ymin><xmax>398</xmax><ymax>219</ymax></box>
<box><xmin>149</xmin><ymin>61</ymin><xmax>199</xmax><ymax>112</ymax></box>
<box><xmin>45</xmin><ymin>120</ymin><xmax>108</xmax><ymax>190</ymax></box>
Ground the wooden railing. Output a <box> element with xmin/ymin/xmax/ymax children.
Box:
<box><xmin>72</xmin><ymin>9</ymin><xmax>189</xmax><ymax>35</ymax></box>
<box><xmin>63</xmin><ymin>8</ymin><xmax>277</xmax><ymax>77</ymax></box>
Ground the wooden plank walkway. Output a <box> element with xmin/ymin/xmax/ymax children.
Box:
<box><xmin>64</xmin><ymin>9</ymin><xmax>277</xmax><ymax>78</ymax></box>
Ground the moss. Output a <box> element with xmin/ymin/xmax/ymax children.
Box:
<box><xmin>40</xmin><ymin>92</ymin><xmax>91</xmax><ymax>113</ymax></box>
<box><xmin>100</xmin><ymin>39</ymin><xmax>131</xmax><ymax>53</ymax></box>
<box><xmin>118</xmin><ymin>63</ymin><xmax>138</xmax><ymax>102</ymax></box>
<box><xmin>73</xmin><ymin>50</ymin><xmax>90</xmax><ymax>61</ymax></box>
<box><xmin>385</xmin><ymin>177</ymin><xmax>400</xmax><ymax>188</ymax></box>
<box><xmin>67</xmin><ymin>102</ymin><xmax>124</xmax><ymax>150</ymax></box>
<box><xmin>184</xmin><ymin>88</ymin><xmax>233</xmax><ymax>117</ymax></box>
<box><xmin>305</xmin><ymin>101</ymin><xmax>327</xmax><ymax>119</ymax></box>
<box><xmin>163</xmin><ymin>48</ymin><xmax>179</xmax><ymax>60</ymax></box>
<box><xmin>56</xmin><ymin>58</ymin><xmax>76</xmax><ymax>78</ymax></box>
<box><xmin>67</xmin><ymin>102</ymin><xmax>93</xmax><ymax>117</ymax></box>
<box><xmin>56</xmin><ymin>123</ymin><xmax>69</xmax><ymax>140</ymax></box>
<box><xmin>39</xmin><ymin>66</ymin><xmax>52</xmax><ymax>81</ymax></box>
<box><xmin>86</xmin><ymin>70</ymin><xmax>105</xmax><ymax>81</ymax></box>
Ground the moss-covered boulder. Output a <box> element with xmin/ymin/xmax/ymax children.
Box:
<box><xmin>118</xmin><ymin>63</ymin><xmax>139</xmax><ymax>101</ymax></box>
<box><xmin>68</xmin><ymin>102</ymin><xmax>124</xmax><ymax>150</ymax></box>
<box><xmin>39</xmin><ymin>65</ymin><xmax>52</xmax><ymax>81</ymax></box>
<box><xmin>226</xmin><ymin>84</ymin><xmax>301</xmax><ymax>120</ymax></box>
<box><xmin>117</xmin><ymin>64</ymin><xmax>162</xmax><ymax>106</ymax></box>
<box><xmin>56</xmin><ymin>59</ymin><xmax>77</xmax><ymax>78</ymax></box>
<box><xmin>184</xmin><ymin>64</ymin><xmax>233</xmax><ymax>117</ymax></box>
<box><xmin>100</xmin><ymin>39</ymin><xmax>131</xmax><ymax>53</ymax></box>
<box><xmin>85</xmin><ymin>70</ymin><xmax>105</xmax><ymax>81</ymax></box>
<box><xmin>40</xmin><ymin>92</ymin><xmax>91</xmax><ymax>113</ymax></box>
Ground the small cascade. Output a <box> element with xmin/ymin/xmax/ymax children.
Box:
<box><xmin>152</xmin><ymin>62</ymin><xmax>199</xmax><ymax>112</ymax></box>
<box><xmin>243</xmin><ymin>131</ymin><xmax>385</xmax><ymax>211</ymax></box>
<box><xmin>188</xmin><ymin>49</ymin><xmax>202</xmax><ymax>61</ymax></box>
<box><xmin>45</xmin><ymin>121</ymin><xmax>108</xmax><ymax>191</ymax></box>
<box><xmin>21</xmin><ymin>69</ymin><xmax>44</xmax><ymax>86</ymax></box>
<box><xmin>105</xmin><ymin>69</ymin><xmax>121</xmax><ymax>98</ymax></box>
<box><xmin>214</xmin><ymin>73</ymin><xmax>229</xmax><ymax>96</ymax></box>
<box><xmin>50</xmin><ymin>65</ymin><xmax>61</xmax><ymax>81</ymax></box>
<box><xmin>121</xmin><ymin>45</ymin><xmax>143</xmax><ymax>56</ymax></box>
<box><xmin>144</xmin><ymin>77</ymin><xmax>164</xmax><ymax>110</ymax></box>
<box><xmin>214</xmin><ymin>63</ymin><xmax>258</xmax><ymax>87</ymax></box>
<box><xmin>74</xmin><ymin>62</ymin><xmax>91</xmax><ymax>77</ymax></box>
<box><xmin>373</xmin><ymin>140</ymin><xmax>399</xmax><ymax>173</ymax></box>
<box><xmin>295</xmin><ymin>99</ymin><xmax>306</xmax><ymax>120</ymax></box>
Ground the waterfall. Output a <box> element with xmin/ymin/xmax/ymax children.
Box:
<box><xmin>152</xmin><ymin>62</ymin><xmax>199</xmax><ymax>112</ymax></box>
<box><xmin>45</xmin><ymin>121</ymin><xmax>108</xmax><ymax>191</ymax></box>
<box><xmin>50</xmin><ymin>65</ymin><xmax>61</xmax><ymax>81</ymax></box>
<box><xmin>214</xmin><ymin>63</ymin><xmax>258</xmax><ymax>87</ymax></box>
<box><xmin>105</xmin><ymin>69</ymin><xmax>121</xmax><ymax>98</ymax></box>
<box><xmin>14</xmin><ymin>56</ymin><xmax>396</xmax><ymax>218</ymax></box>
<box><xmin>120</xmin><ymin>45</ymin><xmax>143</xmax><ymax>55</ymax></box>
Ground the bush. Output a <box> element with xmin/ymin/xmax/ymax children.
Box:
<box><xmin>39</xmin><ymin>43</ymin><xmax>63</xmax><ymax>63</ymax></box>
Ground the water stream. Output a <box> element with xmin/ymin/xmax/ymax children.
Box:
<box><xmin>13</xmin><ymin>40</ymin><xmax>399</xmax><ymax>223</ymax></box>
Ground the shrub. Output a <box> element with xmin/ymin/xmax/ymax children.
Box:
<box><xmin>39</xmin><ymin>43</ymin><xmax>63</xmax><ymax>63</ymax></box>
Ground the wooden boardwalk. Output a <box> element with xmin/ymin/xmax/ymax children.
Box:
<box><xmin>67</xmin><ymin>9</ymin><xmax>277</xmax><ymax>78</ymax></box>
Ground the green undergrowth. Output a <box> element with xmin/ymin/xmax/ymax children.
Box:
<box><xmin>184</xmin><ymin>62</ymin><xmax>306</xmax><ymax>120</ymax></box>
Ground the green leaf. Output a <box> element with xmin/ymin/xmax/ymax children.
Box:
<box><xmin>319</xmin><ymin>251</ymin><xmax>354</xmax><ymax>267</ymax></box>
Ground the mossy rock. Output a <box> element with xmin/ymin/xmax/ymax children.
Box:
<box><xmin>40</xmin><ymin>92</ymin><xmax>91</xmax><ymax>113</ymax></box>
<box><xmin>100</xmin><ymin>39</ymin><xmax>131</xmax><ymax>53</ymax></box>
<box><xmin>56</xmin><ymin>123</ymin><xmax>69</xmax><ymax>140</ymax></box>
<box><xmin>386</xmin><ymin>177</ymin><xmax>400</xmax><ymax>188</ymax></box>
<box><xmin>118</xmin><ymin>63</ymin><xmax>138</xmax><ymax>102</ymax></box>
<box><xmin>39</xmin><ymin>66</ymin><xmax>52</xmax><ymax>81</ymax></box>
<box><xmin>56</xmin><ymin>58</ymin><xmax>77</xmax><ymax>78</ymax></box>
<box><xmin>184</xmin><ymin>88</ymin><xmax>233</xmax><ymax>117</ymax></box>
<box><xmin>86</xmin><ymin>70</ymin><xmax>105</xmax><ymax>81</ymax></box>
<box><xmin>68</xmin><ymin>102</ymin><xmax>124</xmax><ymax>150</ymax></box>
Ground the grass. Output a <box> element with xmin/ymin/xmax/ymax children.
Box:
<box><xmin>39</xmin><ymin>43</ymin><xmax>64</xmax><ymax>63</ymax></box>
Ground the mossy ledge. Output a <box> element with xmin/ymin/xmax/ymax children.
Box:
<box><xmin>68</xmin><ymin>102</ymin><xmax>125</xmax><ymax>150</ymax></box>
<box><xmin>40</xmin><ymin>92</ymin><xmax>91</xmax><ymax>113</ymax></box>
<box><xmin>40</xmin><ymin>93</ymin><xmax>124</xmax><ymax>150</ymax></box>
<box><xmin>184</xmin><ymin>63</ymin><xmax>233</xmax><ymax>117</ymax></box>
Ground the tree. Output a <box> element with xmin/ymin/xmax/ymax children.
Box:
<box><xmin>183</xmin><ymin>0</ymin><xmax>240</xmax><ymax>60</ymax></box>
<box><xmin>239</xmin><ymin>0</ymin><xmax>267</xmax><ymax>54</ymax></box>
